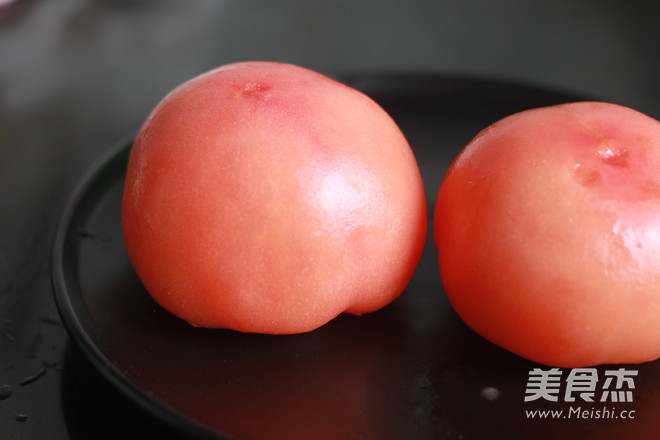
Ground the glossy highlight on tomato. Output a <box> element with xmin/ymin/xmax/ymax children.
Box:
<box><xmin>122</xmin><ymin>61</ymin><xmax>427</xmax><ymax>334</ymax></box>
<box><xmin>434</xmin><ymin>101</ymin><xmax>660</xmax><ymax>368</ymax></box>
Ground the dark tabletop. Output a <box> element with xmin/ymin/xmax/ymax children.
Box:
<box><xmin>1</xmin><ymin>1</ymin><xmax>658</xmax><ymax>439</ymax></box>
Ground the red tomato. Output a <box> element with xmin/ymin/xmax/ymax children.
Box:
<box><xmin>122</xmin><ymin>61</ymin><xmax>427</xmax><ymax>334</ymax></box>
<box><xmin>434</xmin><ymin>101</ymin><xmax>660</xmax><ymax>367</ymax></box>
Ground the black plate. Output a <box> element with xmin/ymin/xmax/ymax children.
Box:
<box><xmin>52</xmin><ymin>75</ymin><xmax>660</xmax><ymax>440</ymax></box>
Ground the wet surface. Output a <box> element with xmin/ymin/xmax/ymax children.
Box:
<box><xmin>1</xmin><ymin>1</ymin><xmax>658</xmax><ymax>439</ymax></box>
<box><xmin>0</xmin><ymin>385</ymin><xmax>13</xmax><ymax>401</ymax></box>
<box><xmin>50</xmin><ymin>77</ymin><xmax>660</xmax><ymax>440</ymax></box>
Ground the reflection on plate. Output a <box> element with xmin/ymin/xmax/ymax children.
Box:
<box><xmin>52</xmin><ymin>74</ymin><xmax>660</xmax><ymax>440</ymax></box>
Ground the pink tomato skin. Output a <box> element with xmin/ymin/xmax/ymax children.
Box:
<box><xmin>434</xmin><ymin>101</ymin><xmax>660</xmax><ymax>367</ymax></box>
<box><xmin>122</xmin><ymin>61</ymin><xmax>427</xmax><ymax>334</ymax></box>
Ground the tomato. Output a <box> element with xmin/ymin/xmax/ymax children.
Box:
<box><xmin>122</xmin><ymin>61</ymin><xmax>427</xmax><ymax>334</ymax></box>
<box><xmin>434</xmin><ymin>101</ymin><xmax>660</xmax><ymax>367</ymax></box>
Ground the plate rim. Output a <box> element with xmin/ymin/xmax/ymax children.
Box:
<box><xmin>51</xmin><ymin>134</ymin><xmax>227</xmax><ymax>440</ymax></box>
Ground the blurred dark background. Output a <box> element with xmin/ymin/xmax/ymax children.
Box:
<box><xmin>0</xmin><ymin>0</ymin><xmax>658</xmax><ymax>439</ymax></box>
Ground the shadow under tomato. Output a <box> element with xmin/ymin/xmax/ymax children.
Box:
<box><xmin>364</xmin><ymin>288</ymin><xmax>660</xmax><ymax>440</ymax></box>
<box><xmin>79</xmin><ymin>260</ymin><xmax>410</xmax><ymax>440</ymax></box>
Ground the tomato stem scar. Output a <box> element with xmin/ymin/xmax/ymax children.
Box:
<box><xmin>597</xmin><ymin>145</ymin><xmax>629</xmax><ymax>167</ymax></box>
